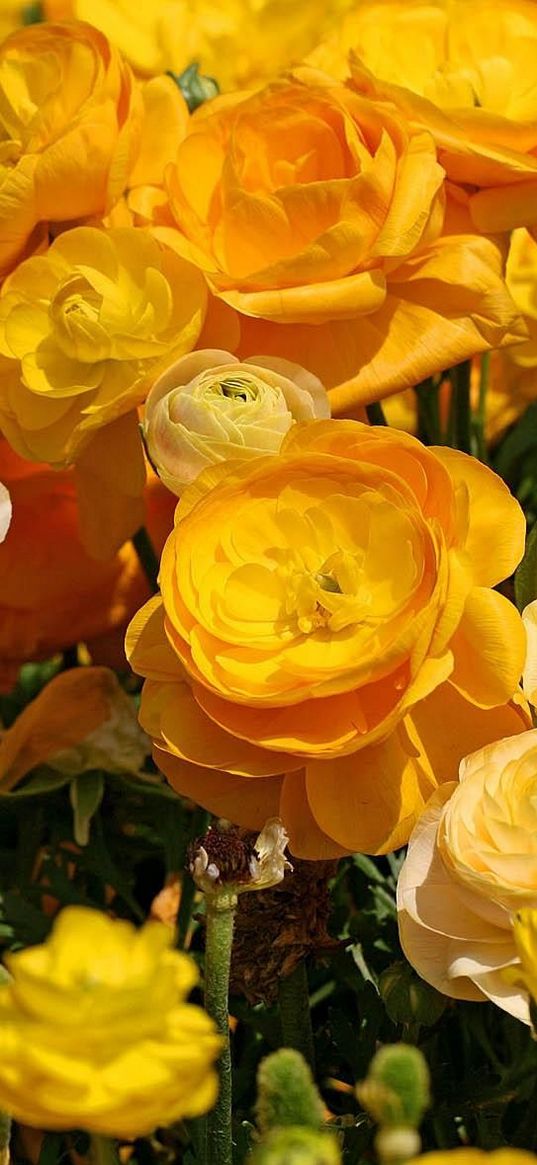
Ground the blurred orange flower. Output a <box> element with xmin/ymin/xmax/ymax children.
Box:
<box><xmin>312</xmin><ymin>0</ymin><xmax>537</xmax><ymax>233</ymax></box>
<box><xmin>0</xmin><ymin>21</ymin><xmax>142</xmax><ymax>278</ymax></box>
<box><xmin>0</xmin><ymin>439</ymin><xmax>175</xmax><ymax>692</ymax></box>
<box><xmin>164</xmin><ymin>69</ymin><xmax>524</xmax><ymax>410</ymax></box>
<box><xmin>127</xmin><ymin>419</ymin><xmax>528</xmax><ymax>858</ymax></box>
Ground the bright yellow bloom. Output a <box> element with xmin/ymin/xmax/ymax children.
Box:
<box><xmin>505</xmin><ymin>909</ymin><xmax>537</xmax><ymax>1008</ymax></box>
<box><xmin>312</xmin><ymin>0</ymin><xmax>537</xmax><ymax>233</ymax></box>
<box><xmin>44</xmin><ymin>0</ymin><xmax>351</xmax><ymax>90</ymax></box>
<box><xmin>0</xmin><ymin>21</ymin><xmax>142</xmax><ymax>279</ymax></box>
<box><xmin>0</xmin><ymin>1</ymin><xmax>27</xmax><ymax>40</ymax></box>
<box><xmin>127</xmin><ymin>419</ymin><xmax>529</xmax><ymax>859</ymax></box>
<box><xmin>165</xmin><ymin>68</ymin><xmax>524</xmax><ymax>409</ymax></box>
<box><xmin>398</xmin><ymin>730</ymin><xmax>537</xmax><ymax>1024</ymax></box>
<box><xmin>0</xmin><ymin>906</ymin><xmax>221</xmax><ymax>1136</ymax></box>
<box><xmin>143</xmin><ymin>349</ymin><xmax>330</xmax><ymax>495</ymax></box>
<box><xmin>411</xmin><ymin>1152</ymin><xmax>537</xmax><ymax>1164</ymax></box>
<box><xmin>0</xmin><ymin>227</ymin><xmax>206</xmax><ymax>555</ymax></box>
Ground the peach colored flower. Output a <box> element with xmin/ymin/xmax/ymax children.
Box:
<box><xmin>397</xmin><ymin>728</ymin><xmax>537</xmax><ymax>1023</ymax></box>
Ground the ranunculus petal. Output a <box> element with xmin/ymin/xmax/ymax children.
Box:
<box><xmin>430</xmin><ymin>446</ymin><xmax>526</xmax><ymax>586</ymax></box>
<box><xmin>153</xmin><ymin>748</ymin><xmax>285</xmax><ymax>828</ymax></box>
<box><xmin>449</xmin><ymin>588</ymin><xmax>527</xmax><ymax>708</ymax></box>
<box><xmin>74</xmin><ymin>412</ymin><xmax>146</xmax><ymax>559</ymax></box>
<box><xmin>304</xmin><ymin>725</ymin><xmax>435</xmax><ymax>854</ymax></box>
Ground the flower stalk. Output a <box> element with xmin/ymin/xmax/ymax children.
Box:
<box><xmin>204</xmin><ymin>889</ymin><xmax>238</xmax><ymax>1165</ymax></box>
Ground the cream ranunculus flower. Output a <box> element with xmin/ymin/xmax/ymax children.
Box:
<box><xmin>0</xmin><ymin>481</ymin><xmax>10</xmax><ymax>542</ymax></box>
<box><xmin>397</xmin><ymin>729</ymin><xmax>537</xmax><ymax>1023</ymax></box>
<box><xmin>143</xmin><ymin>350</ymin><xmax>330</xmax><ymax>495</ymax></box>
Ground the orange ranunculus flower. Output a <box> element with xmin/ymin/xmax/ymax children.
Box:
<box><xmin>0</xmin><ymin>226</ymin><xmax>206</xmax><ymax>555</ymax></box>
<box><xmin>311</xmin><ymin>0</ymin><xmax>537</xmax><ymax>234</ymax></box>
<box><xmin>126</xmin><ymin>419</ymin><xmax>528</xmax><ymax>859</ymax></box>
<box><xmin>0</xmin><ymin>21</ymin><xmax>143</xmax><ymax>279</ymax></box>
<box><xmin>164</xmin><ymin>68</ymin><xmax>524</xmax><ymax>409</ymax></box>
<box><xmin>385</xmin><ymin>227</ymin><xmax>537</xmax><ymax>441</ymax></box>
<box><xmin>0</xmin><ymin>438</ymin><xmax>175</xmax><ymax>691</ymax></box>
<box><xmin>44</xmin><ymin>0</ymin><xmax>352</xmax><ymax>90</ymax></box>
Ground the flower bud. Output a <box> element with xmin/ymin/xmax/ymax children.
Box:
<box><xmin>174</xmin><ymin>62</ymin><xmax>219</xmax><ymax>112</ymax></box>
<box><xmin>143</xmin><ymin>349</ymin><xmax>330</xmax><ymax>496</ymax></box>
<box><xmin>251</xmin><ymin>1126</ymin><xmax>341</xmax><ymax>1165</ymax></box>
<box><xmin>357</xmin><ymin>1045</ymin><xmax>430</xmax><ymax>1130</ymax></box>
<box><xmin>256</xmin><ymin>1049</ymin><xmax>324</xmax><ymax>1134</ymax></box>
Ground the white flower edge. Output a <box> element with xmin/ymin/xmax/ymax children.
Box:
<box><xmin>0</xmin><ymin>482</ymin><xmax>11</xmax><ymax>543</ymax></box>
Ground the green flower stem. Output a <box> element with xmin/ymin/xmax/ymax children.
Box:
<box><xmin>471</xmin><ymin>350</ymin><xmax>490</xmax><ymax>462</ymax></box>
<box><xmin>414</xmin><ymin>378</ymin><xmax>441</xmax><ymax>445</ymax></box>
<box><xmin>132</xmin><ymin>526</ymin><xmax>160</xmax><ymax>594</ymax></box>
<box><xmin>278</xmin><ymin>960</ymin><xmax>315</xmax><ymax>1072</ymax></box>
<box><xmin>366</xmin><ymin>401</ymin><xmax>388</xmax><ymax>426</ymax></box>
<box><xmin>89</xmin><ymin>1137</ymin><xmax>120</xmax><ymax>1165</ymax></box>
<box><xmin>0</xmin><ymin>1109</ymin><xmax>10</xmax><ymax>1165</ymax></box>
<box><xmin>204</xmin><ymin>889</ymin><xmax>238</xmax><ymax>1165</ymax></box>
<box><xmin>447</xmin><ymin>360</ymin><xmax>472</xmax><ymax>453</ymax></box>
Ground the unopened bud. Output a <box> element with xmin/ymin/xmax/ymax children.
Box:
<box><xmin>250</xmin><ymin>1126</ymin><xmax>341</xmax><ymax>1165</ymax></box>
<box><xmin>256</xmin><ymin>1049</ymin><xmax>324</xmax><ymax>1134</ymax></box>
<box><xmin>357</xmin><ymin>1045</ymin><xmax>430</xmax><ymax>1130</ymax></box>
<box><xmin>172</xmin><ymin>62</ymin><xmax>219</xmax><ymax>112</ymax></box>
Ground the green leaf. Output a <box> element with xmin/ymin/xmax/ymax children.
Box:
<box><xmin>69</xmin><ymin>772</ymin><xmax>105</xmax><ymax>846</ymax></box>
<box><xmin>515</xmin><ymin>519</ymin><xmax>537</xmax><ymax>612</ymax></box>
<box><xmin>1</xmin><ymin>766</ymin><xmax>71</xmax><ymax>798</ymax></box>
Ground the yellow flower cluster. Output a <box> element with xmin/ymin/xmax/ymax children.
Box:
<box><xmin>0</xmin><ymin>8</ymin><xmax>537</xmax><ymax>1146</ymax></box>
<box><xmin>0</xmin><ymin>906</ymin><xmax>221</xmax><ymax>1136</ymax></box>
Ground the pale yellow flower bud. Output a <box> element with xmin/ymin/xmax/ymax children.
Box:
<box><xmin>143</xmin><ymin>349</ymin><xmax>330</xmax><ymax>496</ymax></box>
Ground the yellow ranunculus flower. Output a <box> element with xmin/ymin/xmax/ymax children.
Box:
<box><xmin>127</xmin><ymin>418</ymin><xmax>529</xmax><ymax>859</ymax></box>
<box><xmin>0</xmin><ymin>227</ymin><xmax>206</xmax><ymax>556</ymax></box>
<box><xmin>44</xmin><ymin>0</ymin><xmax>351</xmax><ymax>90</ymax></box>
<box><xmin>505</xmin><ymin>909</ymin><xmax>537</xmax><ymax>1009</ymax></box>
<box><xmin>312</xmin><ymin>0</ymin><xmax>537</xmax><ymax>233</ymax></box>
<box><xmin>143</xmin><ymin>349</ymin><xmax>330</xmax><ymax>495</ymax></box>
<box><xmin>410</xmin><ymin>1153</ymin><xmax>537</xmax><ymax>1164</ymax></box>
<box><xmin>397</xmin><ymin>729</ymin><xmax>537</xmax><ymax>1023</ymax></box>
<box><xmin>164</xmin><ymin>68</ymin><xmax>524</xmax><ymax>409</ymax></box>
<box><xmin>0</xmin><ymin>905</ymin><xmax>221</xmax><ymax>1136</ymax></box>
<box><xmin>0</xmin><ymin>0</ymin><xmax>26</xmax><ymax>40</ymax></box>
<box><xmin>0</xmin><ymin>21</ymin><xmax>142</xmax><ymax>279</ymax></box>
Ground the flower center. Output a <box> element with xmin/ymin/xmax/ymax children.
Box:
<box><xmin>50</xmin><ymin>274</ymin><xmax>111</xmax><ymax>363</ymax></box>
